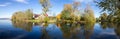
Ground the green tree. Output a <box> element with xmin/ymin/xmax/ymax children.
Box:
<box><xmin>107</xmin><ymin>13</ymin><xmax>115</xmax><ymax>22</ymax></box>
<box><xmin>39</xmin><ymin>0</ymin><xmax>51</xmax><ymax>23</ymax></box>
<box><xmin>84</xmin><ymin>4</ymin><xmax>96</xmax><ymax>23</ymax></box>
<box><xmin>12</xmin><ymin>11</ymin><xmax>25</xmax><ymax>21</ymax></box>
<box><xmin>100</xmin><ymin>13</ymin><xmax>107</xmax><ymax>22</ymax></box>
<box><xmin>40</xmin><ymin>0</ymin><xmax>51</xmax><ymax>14</ymax></box>
<box><xmin>95</xmin><ymin>0</ymin><xmax>120</xmax><ymax>23</ymax></box>
<box><xmin>95</xmin><ymin>0</ymin><xmax>120</xmax><ymax>13</ymax></box>
<box><xmin>72</xmin><ymin>1</ymin><xmax>81</xmax><ymax>21</ymax></box>
<box><xmin>83</xmin><ymin>13</ymin><xmax>90</xmax><ymax>23</ymax></box>
<box><xmin>25</xmin><ymin>9</ymin><xmax>33</xmax><ymax>20</ymax></box>
<box><xmin>61</xmin><ymin>4</ymin><xmax>73</xmax><ymax>20</ymax></box>
<box><xmin>11</xmin><ymin>9</ymin><xmax>33</xmax><ymax>21</ymax></box>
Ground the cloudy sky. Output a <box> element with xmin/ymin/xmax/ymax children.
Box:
<box><xmin>0</xmin><ymin>0</ymin><xmax>101</xmax><ymax>18</ymax></box>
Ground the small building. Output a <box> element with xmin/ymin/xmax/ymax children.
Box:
<box><xmin>33</xmin><ymin>13</ymin><xmax>48</xmax><ymax>20</ymax></box>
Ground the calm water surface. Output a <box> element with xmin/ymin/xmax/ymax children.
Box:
<box><xmin>0</xmin><ymin>20</ymin><xmax>120</xmax><ymax>39</ymax></box>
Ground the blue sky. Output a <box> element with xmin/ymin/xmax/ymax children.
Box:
<box><xmin>0</xmin><ymin>0</ymin><xmax>101</xmax><ymax>18</ymax></box>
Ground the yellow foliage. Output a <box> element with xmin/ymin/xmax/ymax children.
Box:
<box><xmin>56</xmin><ymin>13</ymin><xmax>61</xmax><ymax>20</ymax></box>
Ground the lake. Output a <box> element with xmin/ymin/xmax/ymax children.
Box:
<box><xmin>0</xmin><ymin>20</ymin><xmax>120</xmax><ymax>39</ymax></box>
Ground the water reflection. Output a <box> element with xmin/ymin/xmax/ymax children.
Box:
<box><xmin>59</xmin><ymin>23</ymin><xmax>95</xmax><ymax>39</ymax></box>
<box><xmin>100</xmin><ymin>22</ymin><xmax>107</xmax><ymax>29</ymax></box>
<box><xmin>10</xmin><ymin>20</ymin><xmax>120</xmax><ymax>39</ymax></box>
<box><xmin>114</xmin><ymin>23</ymin><xmax>120</xmax><ymax>36</ymax></box>
<box><xmin>83</xmin><ymin>23</ymin><xmax>95</xmax><ymax>39</ymax></box>
<box><xmin>12</xmin><ymin>21</ymin><xmax>33</xmax><ymax>32</ymax></box>
<box><xmin>100</xmin><ymin>22</ymin><xmax>120</xmax><ymax>39</ymax></box>
<box><xmin>40</xmin><ymin>27</ymin><xmax>50</xmax><ymax>39</ymax></box>
<box><xmin>100</xmin><ymin>22</ymin><xmax>117</xmax><ymax>29</ymax></box>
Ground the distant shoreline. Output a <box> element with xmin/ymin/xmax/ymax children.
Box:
<box><xmin>0</xmin><ymin>18</ymin><xmax>10</xmax><ymax>20</ymax></box>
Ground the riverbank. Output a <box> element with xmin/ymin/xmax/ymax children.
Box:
<box><xmin>25</xmin><ymin>20</ymin><xmax>86</xmax><ymax>24</ymax></box>
<box><xmin>26</xmin><ymin>19</ymin><xmax>56</xmax><ymax>23</ymax></box>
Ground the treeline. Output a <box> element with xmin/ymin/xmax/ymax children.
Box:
<box><xmin>11</xmin><ymin>9</ymin><xmax>33</xmax><ymax>21</ymax></box>
<box><xmin>11</xmin><ymin>0</ymin><xmax>96</xmax><ymax>24</ymax></box>
<box><xmin>99</xmin><ymin>12</ymin><xmax>120</xmax><ymax>23</ymax></box>
<box><xmin>59</xmin><ymin>2</ymin><xmax>96</xmax><ymax>23</ymax></box>
<box><xmin>96</xmin><ymin>0</ymin><xmax>120</xmax><ymax>23</ymax></box>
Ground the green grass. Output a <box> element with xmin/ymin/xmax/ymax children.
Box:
<box><xmin>26</xmin><ymin>20</ymin><xmax>40</xmax><ymax>22</ymax></box>
<box><xmin>26</xmin><ymin>19</ymin><xmax>56</xmax><ymax>23</ymax></box>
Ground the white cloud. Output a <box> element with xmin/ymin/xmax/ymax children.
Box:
<box><xmin>74</xmin><ymin>0</ymin><xmax>94</xmax><ymax>3</ymax></box>
<box><xmin>13</xmin><ymin>0</ymin><xmax>29</xmax><ymax>4</ymax></box>
<box><xmin>0</xmin><ymin>3</ymin><xmax>11</xmax><ymax>7</ymax></box>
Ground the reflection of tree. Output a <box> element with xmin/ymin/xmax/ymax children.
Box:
<box><xmin>70</xmin><ymin>24</ymin><xmax>81</xmax><ymax>39</ymax></box>
<box><xmin>107</xmin><ymin>23</ymin><xmax>116</xmax><ymax>28</ymax></box>
<box><xmin>83</xmin><ymin>23</ymin><xmax>95</xmax><ymax>39</ymax></box>
<box><xmin>12</xmin><ymin>21</ymin><xmax>33</xmax><ymax>32</ymax></box>
<box><xmin>40</xmin><ymin>23</ymin><xmax>50</xmax><ymax>39</ymax></box>
<box><xmin>60</xmin><ymin>23</ymin><xmax>71</xmax><ymax>39</ymax></box>
<box><xmin>100</xmin><ymin>22</ymin><xmax>120</xmax><ymax>38</ymax></box>
<box><xmin>114</xmin><ymin>23</ymin><xmax>120</xmax><ymax>39</ymax></box>
<box><xmin>100</xmin><ymin>22</ymin><xmax>117</xmax><ymax>29</ymax></box>
<box><xmin>59</xmin><ymin>23</ymin><xmax>95</xmax><ymax>39</ymax></box>
<box><xmin>100</xmin><ymin>22</ymin><xmax>107</xmax><ymax>29</ymax></box>
<box><xmin>34</xmin><ymin>22</ymin><xmax>48</xmax><ymax>27</ymax></box>
<box><xmin>40</xmin><ymin>28</ymin><xmax>50</xmax><ymax>39</ymax></box>
<box><xmin>115</xmin><ymin>23</ymin><xmax>120</xmax><ymax>36</ymax></box>
<box><xmin>56</xmin><ymin>23</ymin><xmax>61</xmax><ymax>28</ymax></box>
<box><xmin>43</xmin><ymin>23</ymin><xmax>48</xmax><ymax>26</ymax></box>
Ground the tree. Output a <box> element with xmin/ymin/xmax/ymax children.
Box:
<box><xmin>25</xmin><ymin>9</ymin><xmax>33</xmax><ymax>20</ymax></box>
<box><xmin>99</xmin><ymin>13</ymin><xmax>107</xmax><ymax>22</ymax></box>
<box><xmin>84</xmin><ymin>4</ymin><xmax>96</xmax><ymax>23</ymax></box>
<box><xmin>95</xmin><ymin>0</ymin><xmax>120</xmax><ymax>13</ymax></box>
<box><xmin>73</xmin><ymin>1</ymin><xmax>80</xmax><ymax>12</ymax></box>
<box><xmin>72</xmin><ymin>1</ymin><xmax>81</xmax><ymax>21</ymax></box>
<box><xmin>83</xmin><ymin>13</ymin><xmax>90</xmax><ymax>23</ymax></box>
<box><xmin>11</xmin><ymin>9</ymin><xmax>33</xmax><ymax>21</ymax></box>
<box><xmin>95</xmin><ymin>0</ymin><xmax>120</xmax><ymax>23</ymax></box>
<box><xmin>40</xmin><ymin>0</ymin><xmax>51</xmax><ymax>14</ymax></box>
<box><xmin>39</xmin><ymin>0</ymin><xmax>51</xmax><ymax>23</ymax></box>
<box><xmin>61</xmin><ymin>4</ymin><xmax>73</xmax><ymax>20</ymax></box>
<box><xmin>12</xmin><ymin>11</ymin><xmax>25</xmax><ymax>21</ymax></box>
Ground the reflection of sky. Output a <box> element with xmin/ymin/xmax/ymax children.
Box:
<box><xmin>0</xmin><ymin>0</ymin><xmax>101</xmax><ymax>18</ymax></box>
<box><xmin>92</xmin><ymin>23</ymin><xmax>117</xmax><ymax>39</ymax></box>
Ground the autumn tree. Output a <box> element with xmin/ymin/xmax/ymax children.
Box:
<box><xmin>83</xmin><ymin>13</ymin><xmax>90</xmax><ymax>23</ymax></box>
<box><xmin>72</xmin><ymin>1</ymin><xmax>81</xmax><ymax>21</ymax></box>
<box><xmin>61</xmin><ymin>4</ymin><xmax>73</xmax><ymax>20</ymax></box>
<box><xmin>73</xmin><ymin>1</ymin><xmax>80</xmax><ymax>12</ymax></box>
<box><xmin>83</xmin><ymin>4</ymin><xmax>96</xmax><ymax>23</ymax></box>
<box><xmin>12</xmin><ymin>11</ymin><xmax>25</xmax><ymax>21</ymax></box>
<box><xmin>40</xmin><ymin>0</ymin><xmax>51</xmax><ymax>14</ymax></box>
<box><xmin>25</xmin><ymin>9</ymin><xmax>33</xmax><ymax>20</ymax></box>
<box><xmin>39</xmin><ymin>0</ymin><xmax>51</xmax><ymax>23</ymax></box>
<box><xmin>11</xmin><ymin>9</ymin><xmax>33</xmax><ymax>21</ymax></box>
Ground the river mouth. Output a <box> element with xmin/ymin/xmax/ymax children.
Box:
<box><xmin>0</xmin><ymin>20</ymin><xmax>119</xmax><ymax>39</ymax></box>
